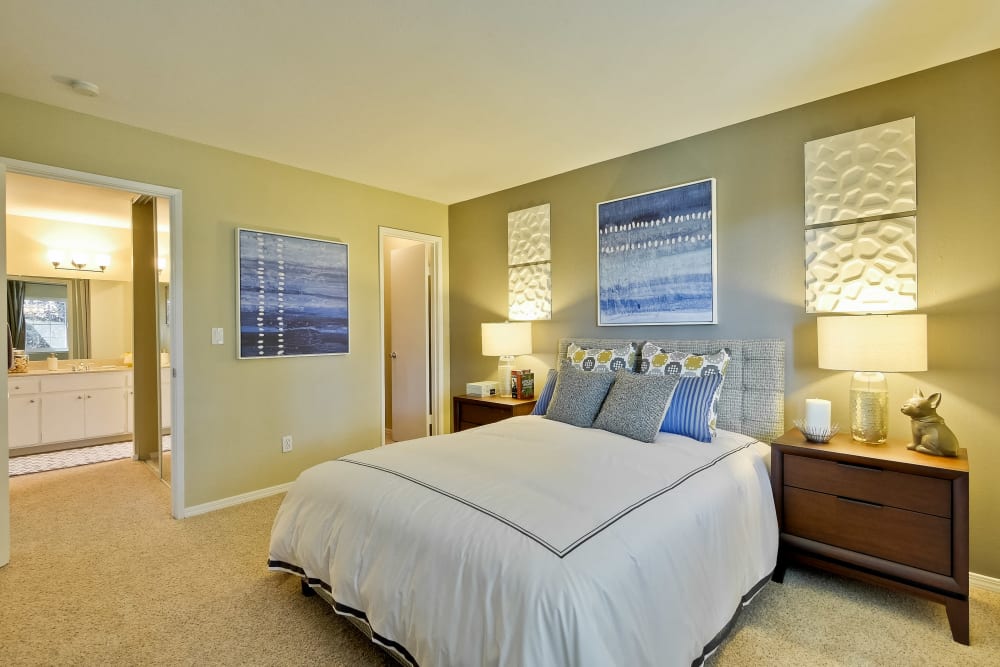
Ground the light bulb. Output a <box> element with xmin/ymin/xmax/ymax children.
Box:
<box><xmin>95</xmin><ymin>254</ymin><xmax>111</xmax><ymax>270</ymax></box>
<box><xmin>48</xmin><ymin>249</ymin><xmax>65</xmax><ymax>267</ymax></box>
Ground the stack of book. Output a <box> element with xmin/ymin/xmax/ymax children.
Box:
<box><xmin>511</xmin><ymin>370</ymin><xmax>534</xmax><ymax>399</ymax></box>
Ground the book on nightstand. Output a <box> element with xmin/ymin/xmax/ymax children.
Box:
<box><xmin>511</xmin><ymin>370</ymin><xmax>534</xmax><ymax>399</ymax></box>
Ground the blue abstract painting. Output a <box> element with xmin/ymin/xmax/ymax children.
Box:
<box><xmin>597</xmin><ymin>179</ymin><xmax>717</xmax><ymax>325</ymax></box>
<box><xmin>238</xmin><ymin>229</ymin><xmax>349</xmax><ymax>358</ymax></box>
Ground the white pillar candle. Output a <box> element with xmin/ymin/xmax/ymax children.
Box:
<box><xmin>805</xmin><ymin>398</ymin><xmax>832</xmax><ymax>431</ymax></box>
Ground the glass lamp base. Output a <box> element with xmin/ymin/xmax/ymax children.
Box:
<box><xmin>849</xmin><ymin>371</ymin><xmax>888</xmax><ymax>444</ymax></box>
<box><xmin>498</xmin><ymin>355</ymin><xmax>515</xmax><ymax>397</ymax></box>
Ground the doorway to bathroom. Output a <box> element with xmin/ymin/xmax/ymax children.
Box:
<box><xmin>1</xmin><ymin>158</ymin><xmax>185</xmax><ymax>567</ymax></box>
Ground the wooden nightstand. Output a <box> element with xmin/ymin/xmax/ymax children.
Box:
<box><xmin>771</xmin><ymin>429</ymin><xmax>970</xmax><ymax>644</ymax></box>
<box><xmin>452</xmin><ymin>395</ymin><xmax>537</xmax><ymax>432</ymax></box>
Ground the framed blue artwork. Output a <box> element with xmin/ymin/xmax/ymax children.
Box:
<box><xmin>237</xmin><ymin>228</ymin><xmax>349</xmax><ymax>358</ymax></box>
<box><xmin>596</xmin><ymin>178</ymin><xmax>717</xmax><ymax>326</ymax></box>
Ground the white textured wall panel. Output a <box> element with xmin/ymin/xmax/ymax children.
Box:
<box><xmin>508</xmin><ymin>204</ymin><xmax>551</xmax><ymax>265</ymax></box>
<box><xmin>508</xmin><ymin>263</ymin><xmax>552</xmax><ymax>320</ymax></box>
<box><xmin>805</xmin><ymin>217</ymin><xmax>917</xmax><ymax>313</ymax></box>
<box><xmin>804</xmin><ymin>118</ymin><xmax>916</xmax><ymax>227</ymax></box>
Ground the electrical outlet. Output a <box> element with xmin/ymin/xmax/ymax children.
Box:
<box><xmin>281</xmin><ymin>435</ymin><xmax>293</xmax><ymax>453</ymax></box>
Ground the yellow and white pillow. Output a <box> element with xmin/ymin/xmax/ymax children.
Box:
<box><xmin>566</xmin><ymin>342</ymin><xmax>637</xmax><ymax>373</ymax></box>
<box><xmin>639</xmin><ymin>344</ymin><xmax>730</xmax><ymax>436</ymax></box>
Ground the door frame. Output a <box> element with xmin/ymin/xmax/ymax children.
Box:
<box><xmin>0</xmin><ymin>156</ymin><xmax>186</xmax><ymax>522</ymax></box>
<box><xmin>378</xmin><ymin>227</ymin><xmax>444</xmax><ymax>445</ymax></box>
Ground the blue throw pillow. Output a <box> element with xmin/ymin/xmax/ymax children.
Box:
<box><xmin>660</xmin><ymin>374</ymin><xmax>725</xmax><ymax>442</ymax></box>
<box><xmin>531</xmin><ymin>369</ymin><xmax>557</xmax><ymax>415</ymax></box>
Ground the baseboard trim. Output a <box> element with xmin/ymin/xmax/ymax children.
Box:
<box><xmin>970</xmin><ymin>572</ymin><xmax>1000</xmax><ymax>592</ymax></box>
<box><xmin>182</xmin><ymin>482</ymin><xmax>293</xmax><ymax>518</ymax></box>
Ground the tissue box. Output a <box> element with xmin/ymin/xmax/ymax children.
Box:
<box><xmin>466</xmin><ymin>381</ymin><xmax>498</xmax><ymax>397</ymax></box>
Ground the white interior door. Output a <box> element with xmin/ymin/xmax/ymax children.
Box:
<box><xmin>390</xmin><ymin>243</ymin><xmax>430</xmax><ymax>441</ymax></box>
<box><xmin>1</xmin><ymin>161</ymin><xmax>9</xmax><ymax>567</ymax></box>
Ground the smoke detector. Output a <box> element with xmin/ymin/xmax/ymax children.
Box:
<box><xmin>69</xmin><ymin>79</ymin><xmax>100</xmax><ymax>97</ymax></box>
<box><xmin>53</xmin><ymin>75</ymin><xmax>100</xmax><ymax>97</ymax></box>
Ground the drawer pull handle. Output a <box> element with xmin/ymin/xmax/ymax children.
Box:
<box><xmin>837</xmin><ymin>496</ymin><xmax>884</xmax><ymax>509</ymax></box>
<box><xmin>837</xmin><ymin>462</ymin><xmax>883</xmax><ymax>473</ymax></box>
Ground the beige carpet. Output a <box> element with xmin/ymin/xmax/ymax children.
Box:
<box><xmin>1</xmin><ymin>459</ymin><xmax>998</xmax><ymax>666</ymax></box>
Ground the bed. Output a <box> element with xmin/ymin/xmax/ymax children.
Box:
<box><xmin>269</xmin><ymin>337</ymin><xmax>785</xmax><ymax>666</ymax></box>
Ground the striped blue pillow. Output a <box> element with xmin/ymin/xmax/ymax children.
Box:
<box><xmin>531</xmin><ymin>369</ymin><xmax>558</xmax><ymax>415</ymax></box>
<box><xmin>660</xmin><ymin>374</ymin><xmax>725</xmax><ymax>442</ymax></box>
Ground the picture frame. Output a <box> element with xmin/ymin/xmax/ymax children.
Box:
<box><xmin>237</xmin><ymin>228</ymin><xmax>350</xmax><ymax>359</ymax></box>
<box><xmin>596</xmin><ymin>178</ymin><xmax>717</xmax><ymax>326</ymax></box>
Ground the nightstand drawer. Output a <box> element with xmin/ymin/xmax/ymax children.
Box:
<box><xmin>784</xmin><ymin>486</ymin><xmax>952</xmax><ymax>575</ymax></box>
<box><xmin>460</xmin><ymin>403</ymin><xmax>506</xmax><ymax>426</ymax></box>
<box><xmin>784</xmin><ymin>454</ymin><xmax>951</xmax><ymax>518</ymax></box>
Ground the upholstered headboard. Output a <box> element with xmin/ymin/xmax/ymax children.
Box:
<box><xmin>556</xmin><ymin>338</ymin><xmax>785</xmax><ymax>442</ymax></box>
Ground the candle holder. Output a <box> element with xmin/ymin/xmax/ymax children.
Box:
<box><xmin>794</xmin><ymin>419</ymin><xmax>840</xmax><ymax>444</ymax></box>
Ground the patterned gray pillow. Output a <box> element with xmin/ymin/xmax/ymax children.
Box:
<box><xmin>593</xmin><ymin>371</ymin><xmax>680</xmax><ymax>443</ymax></box>
<box><xmin>544</xmin><ymin>362</ymin><xmax>616</xmax><ymax>428</ymax></box>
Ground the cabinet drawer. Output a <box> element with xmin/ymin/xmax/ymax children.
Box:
<box><xmin>460</xmin><ymin>403</ymin><xmax>507</xmax><ymax>426</ymax></box>
<box><xmin>41</xmin><ymin>372</ymin><xmax>128</xmax><ymax>393</ymax></box>
<box><xmin>784</xmin><ymin>486</ymin><xmax>951</xmax><ymax>575</ymax></box>
<box><xmin>9</xmin><ymin>377</ymin><xmax>40</xmax><ymax>395</ymax></box>
<box><xmin>784</xmin><ymin>454</ymin><xmax>951</xmax><ymax>517</ymax></box>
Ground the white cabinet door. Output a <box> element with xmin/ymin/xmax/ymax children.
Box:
<box><xmin>41</xmin><ymin>392</ymin><xmax>87</xmax><ymax>443</ymax></box>
<box><xmin>8</xmin><ymin>395</ymin><xmax>41</xmax><ymax>449</ymax></box>
<box><xmin>84</xmin><ymin>388</ymin><xmax>128</xmax><ymax>438</ymax></box>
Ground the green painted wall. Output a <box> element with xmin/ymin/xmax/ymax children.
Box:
<box><xmin>0</xmin><ymin>93</ymin><xmax>449</xmax><ymax>508</ymax></box>
<box><xmin>449</xmin><ymin>50</ymin><xmax>1000</xmax><ymax>577</ymax></box>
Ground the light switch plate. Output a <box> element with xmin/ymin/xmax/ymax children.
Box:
<box><xmin>211</xmin><ymin>327</ymin><xmax>224</xmax><ymax>345</ymax></box>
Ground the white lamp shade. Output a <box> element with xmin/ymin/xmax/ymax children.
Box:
<box><xmin>817</xmin><ymin>314</ymin><xmax>927</xmax><ymax>372</ymax></box>
<box><xmin>481</xmin><ymin>322</ymin><xmax>532</xmax><ymax>356</ymax></box>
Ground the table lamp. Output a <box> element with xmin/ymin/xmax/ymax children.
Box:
<box><xmin>481</xmin><ymin>322</ymin><xmax>532</xmax><ymax>397</ymax></box>
<box><xmin>817</xmin><ymin>314</ymin><xmax>927</xmax><ymax>443</ymax></box>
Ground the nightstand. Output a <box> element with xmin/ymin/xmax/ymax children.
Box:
<box><xmin>771</xmin><ymin>429</ymin><xmax>970</xmax><ymax>644</ymax></box>
<box><xmin>452</xmin><ymin>395</ymin><xmax>537</xmax><ymax>432</ymax></box>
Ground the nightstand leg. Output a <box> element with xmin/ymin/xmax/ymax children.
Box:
<box><xmin>945</xmin><ymin>597</ymin><xmax>969</xmax><ymax>645</ymax></box>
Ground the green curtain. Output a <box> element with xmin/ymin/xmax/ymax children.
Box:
<box><xmin>70</xmin><ymin>278</ymin><xmax>92</xmax><ymax>359</ymax></box>
<box><xmin>7</xmin><ymin>279</ymin><xmax>26</xmax><ymax>349</ymax></box>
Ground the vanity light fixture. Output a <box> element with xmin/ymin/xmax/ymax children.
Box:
<box><xmin>48</xmin><ymin>248</ymin><xmax>110</xmax><ymax>272</ymax></box>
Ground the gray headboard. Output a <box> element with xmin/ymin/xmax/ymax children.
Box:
<box><xmin>556</xmin><ymin>338</ymin><xmax>785</xmax><ymax>442</ymax></box>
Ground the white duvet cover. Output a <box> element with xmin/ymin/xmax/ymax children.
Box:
<box><xmin>269</xmin><ymin>416</ymin><xmax>778</xmax><ymax>666</ymax></box>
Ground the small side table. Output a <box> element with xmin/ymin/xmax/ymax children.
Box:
<box><xmin>771</xmin><ymin>429</ymin><xmax>970</xmax><ymax>644</ymax></box>
<box><xmin>452</xmin><ymin>395</ymin><xmax>536</xmax><ymax>432</ymax></box>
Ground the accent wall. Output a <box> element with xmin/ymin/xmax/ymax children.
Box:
<box><xmin>448</xmin><ymin>50</ymin><xmax>1000</xmax><ymax>577</ymax></box>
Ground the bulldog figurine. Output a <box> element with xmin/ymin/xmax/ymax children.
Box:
<box><xmin>900</xmin><ymin>389</ymin><xmax>960</xmax><ymax>457</ymax></box>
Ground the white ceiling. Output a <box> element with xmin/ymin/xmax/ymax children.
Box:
<box><xmin>0</xmin><ymin>1</ymin><xmax>998</xmax><ymax>204</ymax></box>
<box><xmin>5</xmin><ymin>173</ymin><xmax>170</xmax><ymax>232</ymax></box>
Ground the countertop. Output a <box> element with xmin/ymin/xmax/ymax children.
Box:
<box><xmin>10</xmin><ymin>366</ymin><xmax>134</xmax><ymax>376</ymax></box>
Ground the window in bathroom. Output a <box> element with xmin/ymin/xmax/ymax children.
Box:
<box><xmin>24</xmin><ymin>281</ymin><xmax>69</xmax><ymax>358</ymax></box>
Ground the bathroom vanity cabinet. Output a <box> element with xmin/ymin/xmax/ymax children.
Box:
<box><xmin>8</xmin><ymin>367</ymin><xmax>171</xmax><ymax>456</ymax></box>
